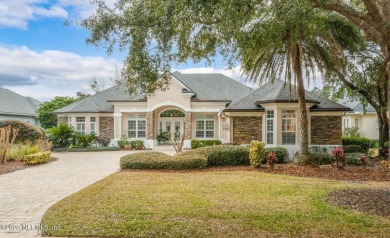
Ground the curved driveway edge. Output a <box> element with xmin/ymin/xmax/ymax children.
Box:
<box><xmin>0</xmin><ymin>149</ymin><xmax>174</xmax><ymax>237</ymax></box>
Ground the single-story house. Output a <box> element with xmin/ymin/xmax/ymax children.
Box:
<box><xmin>338</xmin><ymin>98</ymin><xmax>379</xmax><ymax>139</ymax></box>
<box><xmin>0</xmin><ymin>88</ymin><xmax>41</xmax><ymax>126</ymax></box>
<box><xmin>54</xmin><ymin>72</ymin><xmax>351</xmax><ymax>155</ymax></box>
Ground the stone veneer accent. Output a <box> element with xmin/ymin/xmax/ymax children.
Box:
<box><xmin>99</xmin><ymin>116</ymin><xmax>114</xmax><ymax>139</ymax></box>
<box><xmin>311</xmin><ymin>116</ymin><xmax>342</xmax><ymax>145</ymax></box>
<box><xmin>57</xmin><ymin>117</ymin><xmax>67</xmax><ymax>125</ymax></box>
<box><xmin>146</xmin><ymin>111</ymin><xmax>155</xmax><ymax>140</ymax></box>
<box><xmin>232</xmin><ymin>116</ymin><xmax>262</xmax><ymax>144</ymax></box>
<box><xmin>184</xmin><ymin>112</ymin><xmax>192</xmax><ymax>140</ymax></box>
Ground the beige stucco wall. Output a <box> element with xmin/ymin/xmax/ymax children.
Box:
<box><xmin>342</xmin><ymin>113</ymin><xmax>379</xmax><ymax>139</ymax></box>
<box><xmin>146</xmin><ymin>78</ymin><xmax>192</xmax><ymax>110</ymax></box>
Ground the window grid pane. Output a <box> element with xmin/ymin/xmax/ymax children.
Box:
<box><xmin>282</xmin><ymin>110</ymin><xmax>296</xmax><ymax>145</ymax></box>
<box><xmin>76</xmin><ymin>117</ymin><xmax>85</xmax><ymax>122</ymax></box>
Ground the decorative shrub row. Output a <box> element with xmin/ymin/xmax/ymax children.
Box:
<box><xmin>311</xmin><ymin>152</ymin><xmax>333</xmax><ymax>165</ymax></box>
<box><xmin>8</xmin><ymin>143</ymin><xmax>40</xmax><ymax>161</ymax></box>
<box><xmin>120</xmin><ymin>145</ymin><xmax>249</xmax><ymax>170</ymax></box>
<box><xmin>345</xmin><ymin>153</ymin><xmax>364</xmax><ymax>166</ymax></box>
<box><xmin>342</xmin><ymin>145</ymin><xmax>361</xmax><ymax>153</ymax></box>
<box><xmin>117</xmin><ymin>140</ymin><xmax>144</xmax><ymax>149</ymax></box>
<box><xmin>191</xmin><ymin>139</ymin><xmax>222</xmax><ymax>149</ymax></box>
<box><xmin>0</xmin><ymin>120</ymin><xmax>44</xmax><ymax>143</ymax></box>
<box><xmin>24</xmin><ymin>151</ymin><xmax>51</xmax><ymax>165</ymax></box>
<box><xmin>342</xmin><ymin>137</ymin><xmax>374</xmax><ymax>153</ymax></box>
<box><xmin>204</xmin><ymin>145</ymin><xmax>249</xmax><ymax>166</ymax></box>
<box><xmin>52</xmin><ymin>147</ymin><xmax>120</xmax><ymax>152</ymax></box>
<box><xmin>264</xmin><ymin>147</ymin><xmax>289</xmax><ymax>163</ymax></box>
<box><xmin>120</xmin><ymin>152</ymin><xmax>207</xmax><ymax>170</ymax></box>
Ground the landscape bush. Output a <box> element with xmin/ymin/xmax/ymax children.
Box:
<box><xmin>264</xmin><ymin>147</ymin><xmax>289</xmax><ymax>163</ymax></box>
<box><xmin>342</xmin><ymin>145</ymin><xmax>361</xmax><ymax>153</ymax></box>
<box><xmin>7</xmin><ymin>142</ymin><xmax>40</xmax><ymax>161</ymax></box>
<box><xmin>96</xmin><ymin>135</ymin><xmax>111</xmax><ymax>147</ymax></box>
<box><xmin>48</xmin><ymin>124</ymin><xmax>75</xmax><ymax>148</ymax></box>
<box><xmin>75</xmin><ymin>133</ymin><xmax>97</xmax><ymax>148</ymax></box>
<box><xmin>191</xmin><ymin>139</ymin><xmax>222</xmax><ymax>149</ymax></box>
<box><xmin>342</xmin><ymin>137</ymin><xmax>374</xmax><ymax>153</ymax></box>
<box><xmin>130</xmin><ymin>140</ymin><xmax>144</xmax><ymax>149</ymax></box>
<box><xmin>120</xmin><ymin>145</ymin><xmax>249</xmax><ymax>170</ymax></box>
<box><xmin>249</xmin><ymin>140</ymin><xmax>265</xmax><ymax>167</ymax></box>
<box><xmin>204</xmin><ymin>145</ymin><xmax>249</xmax><ymax>166</ymax></box>
<box><xmin>24</xmin><ymin>151</ymin><xmax>51</xmax><ymax>165</ymax></box>
<box><xmin>0</xmin><ymin>120</ymin><xmax>44</xmax><ymax>143</ymax></box>
<box><xmin>345</xmin><ymin>153</ymin><xmax>364</xmax><ymax>166</ymax></box>
<box><xmin>120</xmin><ymin>152</ymin><xmax>207</xmax><ymax>170</ymax></box>
<box><xmin>311</xmin><ymin>152</ymin><xmax>333</xmax><ymax>165</ymax></box>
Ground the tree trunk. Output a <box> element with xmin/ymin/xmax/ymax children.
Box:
<box><xmin>293</xmin><ymin>43</ymin><xmax>309</xmax><ymax>155</ymax></box>
<box><xmin>378</xmin><ymin>114</ymin><xmax>390</xmax><ymax>157</ymax></box>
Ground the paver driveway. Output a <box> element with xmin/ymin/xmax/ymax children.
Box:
<box><xmin>0</xmin><ymin>148</ymin><xmax>174</xmax><ymax>237</ymax></box>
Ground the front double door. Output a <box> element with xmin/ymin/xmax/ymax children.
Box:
<box><xmin>160</xmin><ymin>118</ymin><xmax>184</xmax><ymax>143</ymax></box>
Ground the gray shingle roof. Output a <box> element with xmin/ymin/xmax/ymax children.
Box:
<box><xmin>0</xmin><ymin>88</ymin><xmax>41</xmax><ymax>116</ymax></box>
<box><xmin>54</xmin><ymin>84</ymin><xmax>145</xmax><ymax>113</ymax></box>
<box><xmin>337</xmin><ymin>98</ymin><xmax>375</xmax><ymax>113</ymax></box>
<box><xmin>172</xmin><ymin>72</ymin><xmax>253</xmax><ymax>103</ymax></box>
<box><xmin>225</xmin><ymin>80</ymin><xmax>351</xmax><ymax>111</ymax></box>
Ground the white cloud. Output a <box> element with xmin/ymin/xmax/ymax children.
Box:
<box><xmin>0</xmin><ymin>0</ymin><xmax>68</xmax><ymax>29</ymax></box>
<box><xmin>0</xmin><ymin>45</ymin><xmax>122</xmax><ymax>101</ymax></box>
<box><xmin>59</xmin><ymin>0</ymin><xmax>117</xmax><ymax>19</ymax></box>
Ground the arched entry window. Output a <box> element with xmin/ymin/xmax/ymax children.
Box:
<box><xmin>160</xmin><ymin>109</ymin><xmax>185</xmax><ymax>118</ymax></box>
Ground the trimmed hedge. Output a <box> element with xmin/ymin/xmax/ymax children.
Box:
<box><xmin>52</xmin><ymin>147</ymin><xmax>120</xmax><ymax>152</ymax></box>
<box><xmin>249</xmin><ymin>140</ymin><xmax>265</xmax><ymax>167</ymax></box>
<box><xmin>120</xmin><ymin>145</ymin><xmax>249</xmax><ymax>170</ymax></box>
<box><xmin>342</xmin><ymin>145</ymin><xmax>361</xmax><ymax>153</ymax></box>
<box><xmin>264</xmin><ymin>147</ymin><xmax>289</xmax><ymax>163</ymax></box>
<box><xmin>311</xmin><ymin>152</ymin><xmax>333</xmax><ymax>165</ymax></box>
<box><xmin>117</xmin><ymin>140</ymin><xmax>144</xmax><ymax>149</ymax></box>
<box><xmin>205</xmin><ymin>145</ymin><xmax>249</xmax><ymax>166</ymax></box>
<box><xmin>191</xmin><ymin>139</ymin><xmax>222</xmax><ymax>149</ymax></box>
<box><xmin>24</xmin><ymin>151</ymin><xmax>51</xmax><ymax>165</ymax></box>
<box><xmin>342</xmin><ymin>137</ymin><xmax>374</xmax><ymax>153</ymax></box>
<box><xmin>120</xmin><ymin>152</ymin><xmax>207</xmax><ymax>170</ymax></box>
<box><xmin>0</xmin><ymin>120</ymin><xmax>44</xmax><ymax>143</ymax></box>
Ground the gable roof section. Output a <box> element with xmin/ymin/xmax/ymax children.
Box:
<box><xmin>172</xmin><ymin>72</ymin><xmax>253</xmax><ymax>103</ymax></box>
<box><xmin>54</xmin><ymin>84</ymin><xmax>146</xmax><ymax>114</ymax></box>
<box><xmin>225</xmin><ymin>80</ymin><xmax>351</xmax><ymax>112</ymax></box>
<box><xmin>337</xmin><ymin>97</ymin><xmax>376</xmax><ymax>113</ymax></box>
<box><xmin>0</xmin><ymin>88</ymin><xmax>41</xmax><ymax>116</ymax></box>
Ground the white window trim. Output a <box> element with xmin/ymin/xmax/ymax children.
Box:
<box><xmin>127</xmin><ymin>114</ymin><xmax>147</xmax><ymax>139</ymax></box>
<box><xmin>76</xmin><ymin>117</ymin><xmax>86</xmax><ymax>134</ymax></box>
<box><xmin>281</xmin><ymin>110</ymin><xmax>297</xmax><ymax>145</ymax></box>
<box><xmin>195</xmin><ymin>114</ymin><xmax>215</xmax><ymax>139</ymax></box>
<box><xmin>266</xmin><ymin>110</ymin><xmax>274</xmax><ymax>145</ymax></box>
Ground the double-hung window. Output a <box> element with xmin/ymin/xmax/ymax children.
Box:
<box><xmin>76</xmin><ymin>117</ymin><xmax>85</xmax><ymax>134</ymax></box>
<box><xmin>196</xmin><ymin>115</ymin><xmax>214</xmax><ymax>139</ymax></box>
<box><xmin>90</xmin><ymin>117</ymin><xmax>96</xmax><ymax>135</ymax></box>
<box><xmin>128</xmin><ymin>114</ymin><xmax>146</xmax><ymax>139</ymax></box>
<box><xmin>266</xmin><ymin>111</ymin><xmax>274</xmax><ymax>144</ymax></box>
<box><xmin>282</xmin><ymin>110</ymin><xmax>296</xmax><ymax>145</ymax></box>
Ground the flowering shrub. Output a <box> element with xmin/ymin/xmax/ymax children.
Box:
<box><xmin>267</xmin><ymin>151</ymin><xmax>278</xmax><ymax>169</ymax></box>
<box><xmin>358</xmin><ymin>154</ymin><xmax>367</xmax><ymax>168</ymax></box>
<box><xmin>332</xmin><ymin>147</ymin><xmax>346</xmax><ymax>169</ymax></box>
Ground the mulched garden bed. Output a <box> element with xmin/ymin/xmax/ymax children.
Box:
<box><xmin>328</xmin><ymin>188</ymin><xmax>390</xmax><ymax>217</ymax></box>
<box><xmin>124</xmin><ymin>164</ymin><xmax>390</xmax><ymax>182</ymax></box>
<box><xmin>0</xmin><ymin>157</ymin><xmax>59</xmax><ymax>175</ymax></box>
<box><xmin>262</xmin><ymin>164</ymin><xmax>390</xmax><ymax>182</ymax></box>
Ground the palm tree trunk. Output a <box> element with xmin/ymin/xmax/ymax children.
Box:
<box><xmin>293</xmin><ymin>43</ymin><xmax>309</xmax><ymax>155</ymax></box>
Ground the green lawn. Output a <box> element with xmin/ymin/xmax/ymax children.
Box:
<box><xmin>42</xmin><ymin>171</ymin><xmax>390</xmax><ymax>237</ymax></box>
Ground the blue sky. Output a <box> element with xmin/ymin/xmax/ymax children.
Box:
<box><xmin>0</xmin><ymin>0</ymin><xmax>321</xmax><ymax>101</ymax></box>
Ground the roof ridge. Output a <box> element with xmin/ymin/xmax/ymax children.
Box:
<box><xmin>178</xmin><ymin>73</ymin><xmax>228</xmax><ymax>99</ymax></box>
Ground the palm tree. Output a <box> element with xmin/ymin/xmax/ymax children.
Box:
<box><xmin>239</xmin><ymin>2</ymin><xmax>360</xmax><ymax>162</ymax></box>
